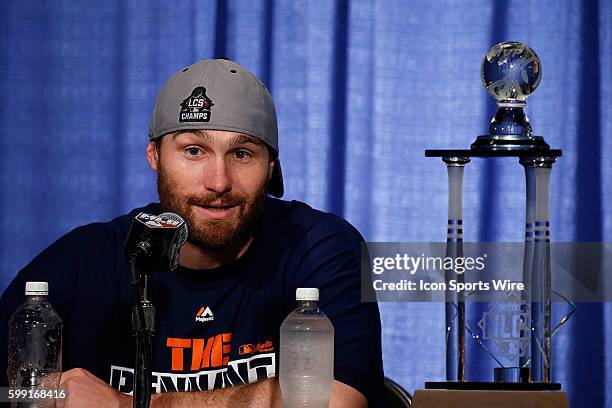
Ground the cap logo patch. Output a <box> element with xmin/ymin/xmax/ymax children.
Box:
<box><xmin>179</xmin><ymin>87</ymin><xmax>214</xmax><ymax>122</ymax></box>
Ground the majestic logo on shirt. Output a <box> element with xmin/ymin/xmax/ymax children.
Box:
<box><xmin>195</xmin><ymin>306</ymin><xmax>214</xmax><ymax>323</ymax></box>
<box><xmin>179</xmin><ymin>87</ymin><xmax>214</xmax><ymax>122</ymax></box>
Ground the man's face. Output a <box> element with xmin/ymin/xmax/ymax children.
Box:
<box><xmin>147</xmin><ymin>129</ymin><xmax>273</xmax><ymax>252</ymax></box>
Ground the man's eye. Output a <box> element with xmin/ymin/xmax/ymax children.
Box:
<box><xmin>234</xmin><ymin>150</ymin><xmax>252</xmax><ymax>160</ymax></box>
<box><xmin>186</xmin><ymin>147</ymin><xmax>201</xmax><ymax>156</ymax></box>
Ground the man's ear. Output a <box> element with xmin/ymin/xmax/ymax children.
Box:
<box><xmin>146</xmin><ymin>141</ymin><xmax>160</xmax><ymax>173</ymax></box>
<box><xmin>267</xmin><ymin>159</ymin><xmax>275</xmax><ymax>181</ymax></box>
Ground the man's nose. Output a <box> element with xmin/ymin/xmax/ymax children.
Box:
<box><xmin>204</xmin><ymin>158</ymin><xmax>232</xmax><ymax>195</ymax></box>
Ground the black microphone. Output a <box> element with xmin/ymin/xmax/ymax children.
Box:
<box><xmin>124</xmin><ymin>212</ymin><xmax>188</xmax><ymax>408</ymax></box>
<box><xmin>124</xmin><ymin>212</ymin><xmax>189</xmax><ymax>271</ymax></box>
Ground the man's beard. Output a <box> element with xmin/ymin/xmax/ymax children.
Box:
<box><xmin>157</xmin><ymin>166</ymin><xmax>267</xmax><ymax>252</ymax></box>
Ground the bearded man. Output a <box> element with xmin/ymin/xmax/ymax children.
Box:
<box><xmin>0</xmin><ymin>59</ymin><xmax>384</xmax><ymax>407</ymax></box>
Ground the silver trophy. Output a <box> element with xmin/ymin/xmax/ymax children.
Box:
<box><xmin>425</xmin><ymin>42</ymin><xmax>574</xmax><ymax>389</ymax></box>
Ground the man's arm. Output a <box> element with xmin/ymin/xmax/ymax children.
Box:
<box><xmin>151</xmin><ymin>379</ymin><xmax>366</xmax><ymax>408</ymax></box>
<box><xmin>59</xmin><ymin>368</ymin><xmax>367</xmax><ymax>408</ymax></box>
<box><xmin>150</xmin><ymin>376</ymin><xmax>281</xmax><ymax>408</ymax></box>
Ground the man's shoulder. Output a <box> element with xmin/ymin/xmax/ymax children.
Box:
<box><xmin>10</xmin><ymin>204</ymin><xmax>163</xmax><ymax>305</ymax></box>
<box><xmin>54</xmin><ymin>203</ymin><xmax>162</xmax><ymax>248</ymax></box>
<box><xmin>264</xmin><ymin>197</ymin><xmax>364</xmax><ymax>245</ymax></box>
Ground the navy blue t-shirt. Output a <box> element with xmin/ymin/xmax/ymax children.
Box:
<box><xmin>0</xmin><ymin>198</ymin><xmax>384</xmax><ymax>406</ymax></box>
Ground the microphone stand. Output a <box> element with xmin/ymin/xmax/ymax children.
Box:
<box><xmin>129</xmin><ymin>243</ymin><xmax>155</xmax><ymax>408</ymax></box>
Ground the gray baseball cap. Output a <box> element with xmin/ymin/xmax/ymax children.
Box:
<box><xmin>149</xmin><ymin>59</ymin><xmax>283</xmax><ymax>197</ymax></box>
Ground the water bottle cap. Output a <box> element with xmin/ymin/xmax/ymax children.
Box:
<box><xmin>296</xmin><ymin>288</ymin><xmax>319</xmax><ymax>301</ymax></box>
<box><xmin>25</xmin><ymin>281</ymin><xmax>48</xmax><ymax>296</ymax></box>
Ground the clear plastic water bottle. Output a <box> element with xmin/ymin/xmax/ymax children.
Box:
<box><xmin>280</xmin><ymin>288</ymin><xmax>334</xmax><ymax>408</ymax></box>
<box><xmin>7</xmin><ymin>282</ymin><xmax>63</xmax><ymax>404</ymax></box>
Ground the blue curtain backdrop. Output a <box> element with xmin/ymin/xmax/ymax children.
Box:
<box><xmin>0</xmin><ymin>0</ymin><xmax>610</xmax><ymax>406</ymax></box>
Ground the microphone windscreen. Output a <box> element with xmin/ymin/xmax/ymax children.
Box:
<box><xmin>159</xmin><ymin>212</ymin><xmax>189</xmax><ymax>247</ymax></box>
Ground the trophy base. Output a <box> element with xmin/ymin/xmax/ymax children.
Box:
<box><xmin>493</xmin><ymin>367</ymin><xmax>530</xmax><ymax>383</ymax></box>
<box><xmin>425</xmin><ymin>148</ymin><xmax>562</xmax><ymax>158</ymax></box>
<box><xmin>424</xmin><ymin>381</ymin><xmax>561</xmax><ymax>391</ymax></box>
<box><xmin>470</xmin><ymin>135</ymin><xmax>550</xmax><ymax>152</ymax></box>
<box><xmin>413</xmin><ymin>389</ymin><xmax>569</xmax><ymax>408</ymax></box>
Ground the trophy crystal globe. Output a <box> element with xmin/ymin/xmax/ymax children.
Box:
<box><xmin>472</xmin><ymin>41</ymin><xmax>548</xmax><ymax>151</ymax></box>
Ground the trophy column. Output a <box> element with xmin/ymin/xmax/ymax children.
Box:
<box><xmin>520</xmin><ymin>156</ymin><xmax>556</xmax><ymax>382</ymax></box>
<box><xmin>443</xmin><ymin>156</ymin><xmax>470</xmax><ymax>382</ymax></box>
<box><xmin>519</xmin><ymin>159</ymin><xmax>536</xmax><ymax>372</ymax></box>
